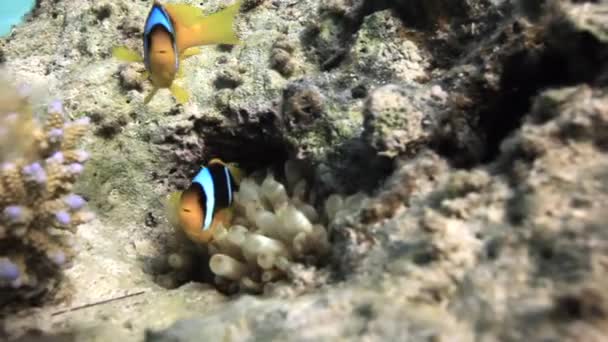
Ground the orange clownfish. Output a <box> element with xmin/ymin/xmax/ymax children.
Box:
<box><xmin>112</xmin><ymin>1</ymin><xmax>242</xmax><ymax>104</ymax></box>
<box><xmin>166</xmin><ymin>159</ymin><xmax>242</xmax><ymax>244</ymax></box>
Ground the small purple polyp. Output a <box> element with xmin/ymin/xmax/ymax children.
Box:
<box><xmin>50</xmin><ymin>251</ymin><xmax>66</xmax><ymax>266</ymax></box>
<box><xmin>22</xmin><ymin>162</ymin><xmax>42</xmax><ymax>174</ymax></box>
<box><xmin>67</xmin><ymin>163</ymin><xmax>84</xmax><ymax>175</ymax></box>
<box><xmin>0</xmin><ymin>259</ymin><xmax>20</xmax><ymax>281</ymax></box>
<box><xmin>3</xmin><ymin>205</ymin><xmax>23</xmax><ymax>221</ymax></box>
<box><xmin>47</xmin><ymin>151</ymin><xmax>64</xmax><ymax>163</ymax></box>
<box><xmin>75</xmin><ymin>150</ymin><xmax>90</xmax><ymax>162</ymax></box>
<box><xmin>48</xmin><ymin>100</ymin><xmax>63</xmax><ymax>115</ymax></box>
<box><xmin>73</xmin><ymin>117</ymin><xmax>91</xmax><ymax>126</ymax></box>
<box><xmin>23</xmin><ymin>162</ymin><xmax>47</xmax><ymax>184</ymax></box>
<box><xmin>64</xmin><ymin>194</ymin><xmax>86</xmax><ymax>210</ymax></box>
<box><xmin>55</xmin><ymin>211</ymin><xmax>71</xmax><ymax>225</ymax></box>
<box><xmin>48</xmin><ymin>128</ymin><xmax>64</xmax><ymax>143</ymax></box>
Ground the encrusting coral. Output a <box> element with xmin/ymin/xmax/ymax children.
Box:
<box><xmin>165</xmin><ymin>160</ymin><xmax>370</xmax><ymax>294</ymax></box>
<box><xmin>0</xmin><ymin>78</ymin><xmax>94</xmax><ymax>312</ymax></box>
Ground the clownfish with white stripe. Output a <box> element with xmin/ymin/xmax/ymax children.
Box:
<box><xmin>112</xmin><ymin>1</ymin><xmax>241</xmax><ymax>105</ymax></box>
<box><xmin>166</xmin><ymin>159</ymin><xmax>242</xmax><ymax>244</ymax></box>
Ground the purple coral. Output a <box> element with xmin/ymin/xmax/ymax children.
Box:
<box><xmin>66</xmin><ymin>163</ymin><xmax>84</xmax><ymax>175</ymax></box>
<box><xmin>55</xmin><ymin>211</ymin><xmax>71</xmax><ymax>225</ymax></box>
<box><xmin>64</xmin><ymin>194</ymin><xmax>86</xmax><ymax>210</ymax></box>
<box><xmin>0</xmin><ymin>258</ymin><xmax>20</xmax><ymax>281</ymax></box>
<box><xmin>73</xmin><ymin>150</ymin><xmax>89</xmax><ymax>162</ymax></box>
<box><xmin>48</xmin><ymin>100</ymin><xmax>64</xmax><ymax>115</ymax></box>
<box><xmin>22</xmin><ymin>162</ymin><xmax>47</xmax><ymax>184</ymax></box>
<box><xmin>73</xmin><ymin>117</ymin><xmax>90</xmax><ymax>126</ymax></box>
<box><xmin>48</xmin><ymin>128</ymin><xmax>64</xmax><ymax>143</ymax></box>
<box><xmin>3</xmin><ymin>205</ymin><xmax>24</xmax><ymax>223</ymax></box>
<box><xmin>46</xmin><ymin>151</ymin><xmax>65</xmax><ymax>164</ymax></box>
<box><xmin>49</xmin><ymin>251</ymin><xmax>66</xmax><ymax>266</ymax></box>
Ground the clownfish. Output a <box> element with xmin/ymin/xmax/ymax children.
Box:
<box><xmin>166</xmin><ymin>159</ymin><xmax>243</xmax><ymax>244</ymax></box>
<box><xmin>112</xmin><ymin>1</ymin><xmax>242</xmax><ymax>104</ymax></box>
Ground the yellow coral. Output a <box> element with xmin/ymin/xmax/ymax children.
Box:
<box><xmin>0</xmin><ymin>78</ymin><xmax>93</xmax><ymax>310</ymax></box>
<box><xmin>44</xmin><ymin>111</ymin><xmax>64</xmax><ymax>132</ymax></box>
<box><xmin>62</xmin><ymin>120</ymin><xmax>89</xmax><ymax>150</ymax></box>
<box><xmin>1</xmin><ymin>163</ymin><xmax>26</xmax><ymax>203</ymax></box>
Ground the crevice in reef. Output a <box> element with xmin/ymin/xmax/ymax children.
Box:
<box><xmin>193</xmin><ymin>120</ymin><xmax>289</xmax><ymax>174</ymax></box>
<box><xmin>433</xmin><ymin>7</ymin><xmax>608</xmax><ymax>168</ymax></box>
<box><xmin>477</xmin><ymin>18</ymin><xmax>608</xmax><ymax>163</ymax></box>
<box><xmin>315</xmin><ymin>138</ymin><xmax>394</xmax><ymax>198</ymax></box>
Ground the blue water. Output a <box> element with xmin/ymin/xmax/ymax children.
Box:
<box><xmin>0</xmin><ymin>1</ymin><xmax>36</xmax><ymax>37</ymax></box>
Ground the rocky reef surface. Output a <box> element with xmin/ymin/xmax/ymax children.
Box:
<box><xmin>1</xmin><ymin>0</ymin><xmax>608</xmax><ymax>341</ymax></box>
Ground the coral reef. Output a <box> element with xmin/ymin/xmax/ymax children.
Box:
<box><xmin>0</xmin><ymin>77</ymin><xmax>93</xmax><ymax>312</ymax></box>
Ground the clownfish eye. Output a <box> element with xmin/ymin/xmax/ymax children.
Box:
<box><xmin>182</xmin><ymin>208</ymin><xmax>191</xmax><ymax>213</ymax></box>
<box><xmin>158</xmin><ymin>50</ymin><xmax>167</xmax><ymax>54</ymax></box>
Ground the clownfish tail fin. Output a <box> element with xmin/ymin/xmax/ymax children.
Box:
<box><xmin>193</xmin><ymin>1</ymin><xmax>242</xmax><ymax>46</ymax></box>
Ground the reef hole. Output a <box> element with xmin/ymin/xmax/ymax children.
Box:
<box><xmin>477</xmin><ymin>23</ymin><xmax>607</xmax><ymax>163</ymax></box>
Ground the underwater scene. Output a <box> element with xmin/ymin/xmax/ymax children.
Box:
<box><xmin>1</xmin><ymin>0</ymin><xmax>608</xmax><ymax>341</ymax></box>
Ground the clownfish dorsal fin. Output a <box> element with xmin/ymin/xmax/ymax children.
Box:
<box><xmin>207</xmin><ymin>159</ymin><xmax>242</xmax><ymax>185</ymax></box>
<box><xmin>208</xmin><ymin>158</ymin><xmax>225</xmax><ymax>166</ymax></box>
<box><xmin>163</xmin><ymin>3</ymin><xmax>205</xmax><ymax>27</ymax></box>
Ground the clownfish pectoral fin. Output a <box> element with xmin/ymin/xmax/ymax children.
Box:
<box><xmin>144</xmin><ymin>87</ymin><xmax>160</xmax><ymax>105</ymax></box>
<box><xmin>165</xmin><ymin>191</ymin><xmax>183</xmax><ymax>229</ymax></box>
<box><xmin>178</xmin><ymin>1</ymin><xmax>242</xmax><ymax>49</ymax></box>
<box><xmin>170</xmin><ymin>83</ymin><xmax>190</xmax><ymax>104</ymax></box>
<box><xmin>112</xmin><ymin>46</ymin><xmax>143</xmax><ymax>63</ymax></box>
<box><xmin>163</xmin><ymin>3</ymin><xmax>205</xmax><ymax>27</ymax></box>
<box><xmin>227</xmin><ymin>163</ymin><xmax>243</xmax><ymax>185</ymax></box>
<box><xmin>181</xmin><ymin>47</ymin><xmax>201</xmax><ymax>60</ymax></box>
<box><xmin>213</xmin><ymin>207</ymin><xmax>235</xmax><ymax>231</ymax></box>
